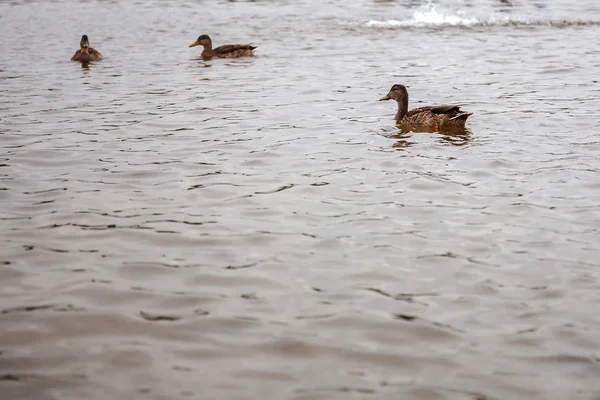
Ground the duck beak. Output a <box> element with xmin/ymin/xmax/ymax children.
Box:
<box><xmin>189</xmin><ymin>40</ymin><xmax>201</xmax><ymax>48</ymax></box>
<box><xmin>379</xmin><ymin>94</ymin><xmax>391</xmax><ymax>101</ymax></box>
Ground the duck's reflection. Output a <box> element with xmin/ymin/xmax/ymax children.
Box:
<box><xmin>436</xmin><ymin>128</ymin><xmax>472</xmax><ymax>146</ymax></box>
<box><xmin>390</xmin><ymin>130</ymin><xmax>414</xmax><ymax>148</ymax></box>
<box><xmin>387</xmin><ymin>126</ymin><xmax>472</xmax><ymax>149</ymax></box>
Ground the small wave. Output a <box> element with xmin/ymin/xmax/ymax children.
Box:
<box><xmin>365</xmin><ymin>3</ymin><xmax>600</xmax><ymax>29</ymax></box>
<box><xmin>367</xmin><ymin>4</ymin><xmax>479</xmax><ymax>28</ymax></box>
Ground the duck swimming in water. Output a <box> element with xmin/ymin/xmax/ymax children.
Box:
<box><xmin>380</xmin><ymin>84</ymin><xmax>472</xmax><ymax>129</ymax></box>
<box><xmin>71</xmin><ymin>35</ymin><xmax>103</xmax><ymax>62</ymax></box>
<box><xmin>189</xmin><ymin>35</ymin><xmax>257</xmax><ymax>59</ymax></box>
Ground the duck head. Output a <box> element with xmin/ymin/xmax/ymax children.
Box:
<box><xmin>80</xmin><ymin>35</ymin><xmax>90</xmax><ymax>49</ymax></box>
<box><xmin>379</xmin><ymin>84</ymin><xmax>409</xmax><ymax>102</ymax></box>
<box><xmin>189</xmin><ymin>35</ymin><xmax>211</xmax><ymax>48</ymax></box>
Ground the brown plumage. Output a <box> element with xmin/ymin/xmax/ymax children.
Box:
<box><xmin>380</xmin><ymin>84</ymin><xmax>472</xmax><ymax>129</ymax></box>
<box><xmin>71</xmin><ymin>35</ymin><xmax>103</xmax><ymax>62</ymax></box>
<box><xmin>189</xmin><ymin>35</ymin><xmax>257</xmax><ymax>59</ymax></box>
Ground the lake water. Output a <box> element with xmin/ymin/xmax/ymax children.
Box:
<box><xmin>1</xmin><ymin>0</ymin><xmax>600</xmax><ymax>399</ymax></box>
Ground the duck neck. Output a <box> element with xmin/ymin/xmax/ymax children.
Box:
<box><xmin>81</xmin><ymin>47</ymin><xmax>89</xmax><ymax>54</ymax></box>
<box><xmin>201</xmin><ymin>42</ymin><xmax>213</xmax><ymax>58</ymax></box>
<box><xmin>395</xmin><ymin>97</ymin><xmax>408</xmax><ymax>121</ymax></box>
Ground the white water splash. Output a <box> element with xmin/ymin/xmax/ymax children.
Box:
<box><xmin>366</xmin><ymin>2</ymin><xmax>494</xmax><ymax>28</ymax></box>
<box><xmin>361</xmin><ymin>0</ymin><xmax>599</xmax><ymax>29</ymax></box>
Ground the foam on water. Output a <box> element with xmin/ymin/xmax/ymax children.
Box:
<box><xmin>366</xmin><ymin>3</ymin><xmax>481</xmax><ymax>28</ymax></box>
<box><xmin>364</xmin><ymin>2</ymin><xmax>598</xmax><ymax>29</ymax></box>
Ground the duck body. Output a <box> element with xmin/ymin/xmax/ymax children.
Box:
<box><xmin>400</xmin><ymin>104</ymin><xmax>472</xmax><ymax>128</ymax></box>
<box><xmin>71</xmin><ymin>35</ymin><xmax>103</xmax><ymax>62</ymax></box>
<box><xmin>189</xmin><ymin>35</ymin><xmax>256</xmax><ymax>59</ymax></box>
<box><xmin>71</xmin><ymin>47</ymin><xmax>103</xmax><ymax>62</ymax></box>
<box><xmin>380</xmin><ymin>84</ymin><xmax>471</xmax><ymax>129</ymax></box>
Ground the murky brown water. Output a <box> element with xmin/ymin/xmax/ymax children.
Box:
<box><xmin>1</xmin><ymin>0</ymin><xmax>600</xmax><ymax>399</ymax></box>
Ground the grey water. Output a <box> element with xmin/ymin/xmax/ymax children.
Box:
<box><xmin>1</xmin><ymin>0</ymin><xmax>600</xmax><ymax>399</ymax></box>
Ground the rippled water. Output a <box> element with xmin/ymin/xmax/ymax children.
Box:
<box><xmin>1</xmin><ymin>0</ymin><xmax>600</xmax><ymax>399</ymax></box>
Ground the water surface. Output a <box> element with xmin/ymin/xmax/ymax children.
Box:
<box><xmin>1</xmin><ymin>0</ymin><xmax>600</xmax><ymax>399</ymax></box>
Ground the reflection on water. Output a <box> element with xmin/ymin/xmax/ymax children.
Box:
<box><xmin>386</xmin><ymin>127</ymin><xmax>471</xmax><ymax>149</ymax></box>
<box><xmin>437</xmin><ymin>128</ymin><xmax>471</xmax><ymax>146</ymax></box>
<box><xmin>391</xmin><ymin>132</ymin><xmax>415</xmax><ymax>148</ymax></box>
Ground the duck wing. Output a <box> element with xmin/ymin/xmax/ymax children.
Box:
<box><xmin>430</xmin><ymin>105</ymin><xmax>472</xmax><ymax>121</ymax></box>
<box><xmin>89</xmin><ymin>47</ymin><xmax>104</xmax><ymax>60</ymax></box>
<box><xmin>213</xmin><ymin>44</ymin><xmax>257</xmax><ymax>55</ymax></box>
<box><xmin>429</xmin><ymin>104</ymin><xmax>466</xmax><ymax>114</ymax></box>
<box><xmin>405</xmin><ymin>106</ymin><xmax>436</xmax><ymax>118</ymax></box>
<box><xmin>71</xmin><ymin>49</ymin><xmax>81</xmax><ymax>61</ymax></box>
<box><xmin>410</xmin><ymin>104</ymin><xmax>470</xmax><ymax>118</ymax></box>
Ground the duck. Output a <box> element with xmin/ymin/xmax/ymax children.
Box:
<box><xmin>71</xmin><ymin>35</ymin><xmax>103</xmax><ymax>62</ymax></box>
<box><xmin>379</xmin><ymin>84</ymin><xmax>472</xmax><ymax>129</ymax></box>
<box><xmin>189</xmin><ymin>35</ymin><xmax>257</xmax><ymax>59</ymax></box>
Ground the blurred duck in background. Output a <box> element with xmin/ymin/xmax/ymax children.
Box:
<box><xmin>189</xmin><ymin>35</ymin><xmax>257</xmax><ymax>59</ymax></box>
<box><xmin>71</xmin><ymin>35</ymin><xmax>103</xmax><ymax>62</ymax></box>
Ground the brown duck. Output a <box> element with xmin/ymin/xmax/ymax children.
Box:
<box><xmin>71</xmin><ymin>35</ymin><xmax>103</xmax><ymax>62</ymax></box>
<box><xmin>380</xmin><ymin>84</ymin><xmax>472</xmax><ymax>129</ymax></box>
<box><xmin>189</xmin><ymin>35</ymin><xmax>257</xmax><ymax>59</ymax></box>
